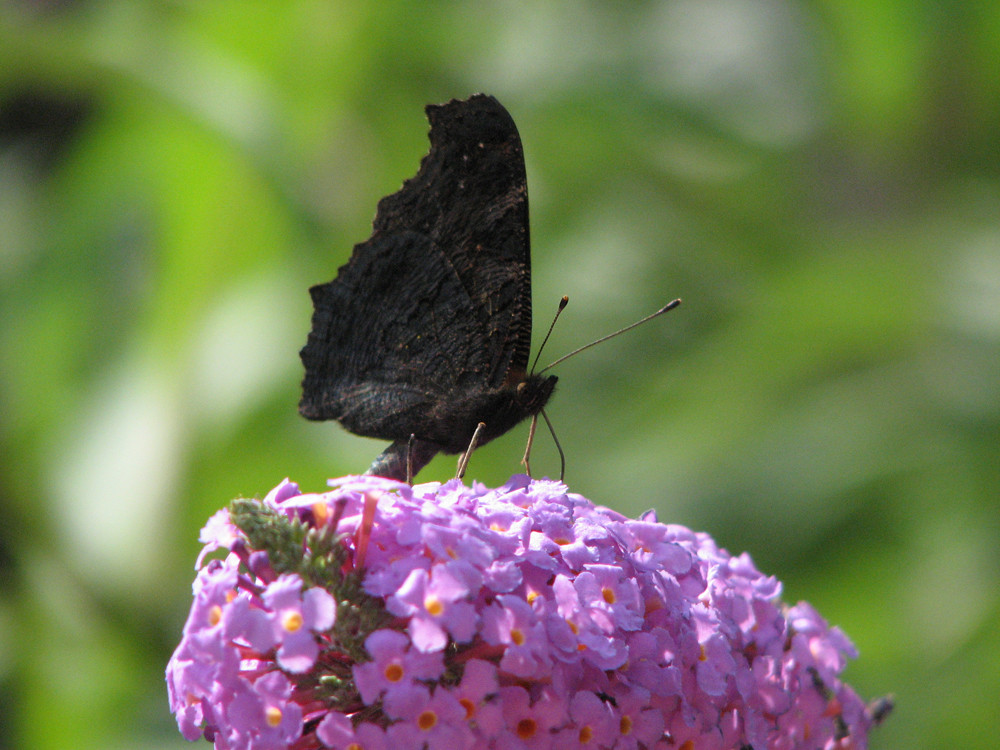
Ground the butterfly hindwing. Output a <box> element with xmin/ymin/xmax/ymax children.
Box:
<box><xmin>301</xmin><ymin>232</ymin><xmax>501</xmax><ymax>435</ymax></box>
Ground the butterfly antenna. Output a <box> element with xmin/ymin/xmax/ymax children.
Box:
<box><xmin>539</xmin><ymin>299</ymin><xmax>681</xmax><ymax>374</ymax></box>
<box><xmin>529</xmin><ymin>296</ymin><xmax>570</xmax><ymax>374</ymax></box>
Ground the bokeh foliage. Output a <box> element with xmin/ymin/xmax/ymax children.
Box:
<box><xmin>1</xmin><ymin>1</ymin><xmax>998</xmax><ymax>749</ymax></box>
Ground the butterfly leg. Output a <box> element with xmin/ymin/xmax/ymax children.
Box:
<box><xmin>455</xmin><ymin>422</ymin><xmax>486</xmax><ymax>480</ymax></box>
<box><xmin>540</xmin><ymin>408</ymin><xmax>566</xmax><ymax>481</ymax></box>
<box><xmin>522</xmin><ymin>409</ymin><xmax>565</xmax><ymax>481</ymax></box>
<box><xmin>366</xmin><ymin>438</ymin><xmax>439</xmax><ymax>482</ymax></box>
<box><xmin>521</xmin><ymin>414</ymin><xmax>538</xmax><ymax>476</ymax></box>
<box><xmin>405</xmin><ymin>434</ymin><xmax>417</xmax><ymax>484</ymax></box>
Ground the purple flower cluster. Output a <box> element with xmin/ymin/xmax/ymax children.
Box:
<box><xmin>167</xmin><ymin>474</ymin><xmax>878</xmax><ymax>749</ymax></box>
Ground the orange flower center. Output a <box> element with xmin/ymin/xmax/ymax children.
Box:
<box><xmin>418</xmin><ymin>710</ymin><xmax>437</xmax><ymax>730</ymax></box>
<box><xmin>516</xmin><ymin>718</ymin><xmax>537</xmax><ymax>739</ymax></box>
<box><xmin>620</xmin><ymin>715</ymin><xmax>633</xmax><ymax>735</ymax></box>
<box><xmin>282</xmin><ymin>611</ymin><xmax>303</xmax><ymax>633</ymax></box>
<box><xmin>424</xmin><ymin>595</ymin><xmax>444</xmax><ymax>617</ymax></box>
<box><xmin>460</xmin><ymin>698</ymin><xmax>476</xmax><ymax>720</ymax></box>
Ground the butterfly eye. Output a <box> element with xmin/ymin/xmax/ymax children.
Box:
<box><xmin>517</xmin><ymin>381</ymin><xmax>528</xmax><ymax>396</ymax></box>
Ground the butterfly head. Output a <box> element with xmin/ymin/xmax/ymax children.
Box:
<box><xmin>516</xmin><ymin>374</ymin><xmax>558</xmax><ymax>415</ymax></box>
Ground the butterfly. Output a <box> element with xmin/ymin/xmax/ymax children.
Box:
<box><xmin>299</xmin><ymin>94</ymin><xmax>556</xmax><ymax>481</ymax></box>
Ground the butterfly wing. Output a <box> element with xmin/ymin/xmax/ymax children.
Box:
<box><xmin>374</xmin><ymin>94</ymin><xmax>533</xmax><ymax>390</ymax></box>
<box><xmin>299</xmin><ymin>95</ymin><xmax>534</xmax><ymax>447</ymax></box>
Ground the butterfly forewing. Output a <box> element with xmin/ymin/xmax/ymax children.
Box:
<box><xmin>372</xmin><ymin>95</ymin><xmax>533</xmax><ymax>386</ymax></box>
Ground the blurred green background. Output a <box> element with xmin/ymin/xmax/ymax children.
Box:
<box><xmin>2</xmin><ymin>1</ymin><xmax>998</xmax><ymax>748</ymax></box>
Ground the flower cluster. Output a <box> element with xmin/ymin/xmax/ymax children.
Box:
<box><xmin>167</xmin><ymin>474</ymin><xmax>881</xmax><ymax>749</ymax></box>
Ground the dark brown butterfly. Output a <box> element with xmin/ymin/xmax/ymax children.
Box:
<box><xmin>300</xmin><ymin>95</ymin><xmax>556</xmax><ymax>481</ymax></box>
